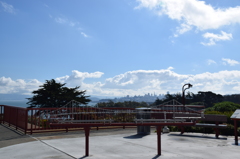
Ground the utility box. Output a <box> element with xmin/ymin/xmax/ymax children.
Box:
<box><xmin>136</xmin><ymin>108</ymin><xmax>151</xmax><ymax>135</ymax></box>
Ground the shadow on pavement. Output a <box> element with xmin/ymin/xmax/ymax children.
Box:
<box><xmin>123</xmin><ymin>134</ymin><xmax>148</xmax><ymax>139</ymax></box>
<box><xmin>78</xmin><ymin>155</ymin><xmax>92</xmax><ymax>159</ymax></box>
<box><xmin>152</xmin><ymin>154</ymin><xmax>161</xmax><ymax>159</ymax></box>
<box><xmin>168</xmin><ymin>133</ymin><xmax>227</xmax><ymax>140</ymax></box>
<box><xmin>0</xmin><ymin>124</ymin><xmax>26</xmax><ymax>141</ymax></box>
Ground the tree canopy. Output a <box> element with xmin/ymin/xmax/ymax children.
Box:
<box><xmin>152</xmin><ymin>91</ymin><xmax>224</xmax><ymax>108</ymax></box>
<box><xmin>27</xmin><ymin>79</ymin><xmax>91</xmax><ymax>108</ymax></box>
<box><xmin>205</xmin><ymin>101</ymin><xmax>240</xmax><ymax>112</ymax></box>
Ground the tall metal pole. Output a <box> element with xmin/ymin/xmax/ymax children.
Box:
<box><xmin>182</xmin><ymin>83</ymin><xmax>193</xmax><ymax>110</ymax></box>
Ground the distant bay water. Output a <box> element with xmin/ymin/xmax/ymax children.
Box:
<box><xmin>0</xmin><ymin>100</ymin><xmax>28</xmax><ymax>108</ymax></box>
<box><xmin>0</xmin><ymin>100</ymin><xmax>97</xmax><ymax>108</ymax></box>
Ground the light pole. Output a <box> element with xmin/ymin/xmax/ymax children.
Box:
<box><xmin>182</xmin><ymin>83</ymin><xmax>193</xmax><ymax>108</ymax></box>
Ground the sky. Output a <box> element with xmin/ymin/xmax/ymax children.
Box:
<box><xmin>0</xmin><ymin>0</ymin><xmax>240</xmax><ymax>99</ymax></box>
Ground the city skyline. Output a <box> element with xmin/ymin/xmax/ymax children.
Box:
<box><xmin>1</xmin><ymin>0</ymin><xmax>240</xmax><ymax>100</ymax></box>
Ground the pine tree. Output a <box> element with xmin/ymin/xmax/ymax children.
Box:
<box><xmin>27</xmin><ymin>79</ymin><xmax>91</xmax><ymax>108</ymax></box>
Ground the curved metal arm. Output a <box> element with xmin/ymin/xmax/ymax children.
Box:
<box><xmin>182</xmin><ymin>83</ymin><xmax>192</xmax><ymax>93</ymax></box>
<box><xmin>182</xmin><ymin>83</ymin><xmax>193</xmax><ymax>107</ymax></box>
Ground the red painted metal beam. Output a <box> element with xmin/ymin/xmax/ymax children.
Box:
<box><xmin>50</xmin><ymin>122</ymin><xmax>195</xmax><ymax>128</ymax></box>
<box><xmin>30</xmin><ymin>109</ymin><xmax>33</xmax><ymax>135</ymax></box>
<box><xmin>180</xmin><ymin>126</ymin><xmax>185</xmax><ymax>134</ymax></box>
<box><xmin>50</xmin><ymin>122</ymin><xmax>196</xmax><ymax>157</ymax></box>
<box><xmin>25</xmin><ymin>109</ymin><xmax>28</xmax><ymax>134</ymax></box>
<box><xmin>84</xmin><ymin>127</ymin><xmax>90</xmax><ymax>156</ymax></box>
<box><xmin>215</xmin><ymin>122</ymin><xmax>219</xmax><ymax>139</ymax></box>
<box><xmin>234</xmin><ymin>120</ymin><xmax>238</xmax><ymax>145</ymax></box>
<box><xmin>157</xmin><ymin>126</ymin><xmax>162</xmax><ymax>155</ymax></box>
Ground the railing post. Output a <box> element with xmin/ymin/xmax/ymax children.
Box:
<box><xmin>16</xmin><ymin>108</ymin><xmax>18</xmax><ymax>130</ymax></box>
<box><xmin>84</xmin><ymin>126</ymin><xmax>90</xmax><ymax>156</ymax></box>
<box><xmin>25</xmin><ymin>109</ymin><xmax>28</xmax><ymax>134</ymax></box>
<box><xmin>30</xmin><ymin>109</ymin><xmax>33</xmax><ymax>135</ymax></box>
<box><xmin>157</xmin><ymin>126</ymin><xmax>162</xmax><ymax>156</ymax></box>
<box><xmin>0</xmin><ymin>106</ymin><xmax>2</xmax><ymax>124</ymax></box>
<box><xmin>181</xmin><ymin>126</ymin><xmax>185</xmax><ymax>134</ymax></box>
<box><xmin>234</xmin><ymin>120</ymin><xmax>238</xmax><ymax>145</ymax></box>
<box><xmin>215</xmin><ymin>122</ymin><xmax>219</xmax><ymax>139</ymax></box>
<box><xmin>9</xmin><ymin>107</ymin><xmax>11</xmax><ymax>127</ymax></box>
<box><xmin>2</xmin><ymin>106</ymin><xmax>4</xmax><ymax>124</ymax></box>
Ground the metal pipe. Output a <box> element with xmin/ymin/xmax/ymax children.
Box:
<box><xmin>157</xmin><ymin>126</ymin><xmax>162</xmax><ymax>155</ymax></box>
<box><xmin>84</xmin><ymin>127</ymin><xmax>90</xmax><ymax>156</ymax></box>
<box><xmin>234</xmin><ymin>120</ymin><xmax>238</xmax><ymax>145</ymax></box>
<box><xmin>182</xmin><ymin>83</ymin><xmax>192</xmax><ymax>111</ymax></box>
<box><xmin>50</xmin><ymin>122</ymin><xmax>196</xmax><ymax>128</ymax></box>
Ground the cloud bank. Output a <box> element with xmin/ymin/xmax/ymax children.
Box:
<box><xmin>55</xmin><ymin>70</ymin><xmax>104</xmax><ymax>86</ymax></box>
<box><xmin>0</xmin><ymin>77</ymin><xmax>41</xmax><ymax>95</ymax></box>
<box><xmin>1</xmin><ymin>69</ymin><xmax>240</xmax><ymax>97</ymax></box>
<box><xmin>135</xmin><ymin>0</ymin><xmax>240</xmax><ymax>45</ymax></box>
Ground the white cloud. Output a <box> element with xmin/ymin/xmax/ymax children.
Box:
<box><xmin>0</xmin><ymin>77</ymin><xmax>42</xmax><ymax>94</ymax></box>
<box><xmin>53</xmin><ymin>16</ymin><xmax>90</xmax><ymax>37</ymax></box>
<box><xmin>222</xmin><ymin>58</ymin><xmax>239</xmax><ymax>66</ymax></box>
<box><xmin>183</xmin><ymin>70</ymin><xmax>240</xmax><ymax>94</ymax></box>
<box><xmin>201</xmin><ymin>31</ymin><xmax>232</xmax><ymax>46</ymax></box>
<box><xmin>102</xmin><ymin>70</ymin><xmax>187</xmax><ymax>90</ymax></box>
<box><xmin>207</xmin><ymin>59</ymin><xmax>216</xmax><ymax>65</ymax></box>
<box><xmin>96</xmin><ymin>69</ymin><xmax>240</xmax><ymax>96</ymax></box>
<box><xmin>56</xmin><ymin>70</ymin><xmax>104</xmax><ymax>86</ymax></box>
<box><xmin>2</xmin><ymin>69</ymin><xmax>240</xmax><ymax>97</ymax></box>
<box><xmin>81</xmin><ymin>32</ymin><xmax>89</xmax><ymax>38</ymax></box>
<box><xmin>0</xmin><ymin>1</ymin><xmax>15</xmax><ymax>14</ymax></box>
<box><xmin>135</xmin><ymin>0</ymin><xmax>240</xmax><ymax>37</ymax></box>
<box><xmin>174</xmin><ymin>23</ymin><xmax>192</xmax><ymax>37</ymax></box>
<box><xmin>167</xmin><ymin>66</ymin><xmax>174</xmax><ymax>70</ymax></box>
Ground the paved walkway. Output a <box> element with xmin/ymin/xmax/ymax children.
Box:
<box><xmin>0</xmin><ymin>124</ymin><xmax>34</xmax><ymax>148</ymax></box>
<box><xmin>0</xmin><ymin>124</ymin><xmax>239</xmax><ymax>159</ymax></box>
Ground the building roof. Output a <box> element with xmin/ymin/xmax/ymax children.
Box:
<box><xmin>231</xmin><ymin>109</ymin><xmax>240</xmax><ymax>119</ymax></box>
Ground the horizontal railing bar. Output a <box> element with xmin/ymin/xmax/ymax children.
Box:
<box><xmin>134</xmin><ymin>119</ymin><xmax>186</xmax><ymax>122</ymax></box>
<box><xmin>59</xmin><ymin>119</ymin><xmax>114</xmax><ymax>123</ymax></box>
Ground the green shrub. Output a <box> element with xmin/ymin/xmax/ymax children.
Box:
<box><xmin>205</xmin><ymin>101</ymin><xmax>240</xmax><ymax>112</ymax></box>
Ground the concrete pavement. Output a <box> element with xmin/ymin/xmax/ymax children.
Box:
<box><xmin>0</xmin><ymin>124</ymin><xmax>35</xmax><ymax>148</ymax></box>
<box><xmin>0</xmin><ymin>124</ymin><xmax>239</xmax><ymax>159</ymax></box>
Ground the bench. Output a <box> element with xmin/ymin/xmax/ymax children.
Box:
<box><xmin>175</xmin><ymin>114</ymin><xmax>227</xmax><ymax>138</ymax></box>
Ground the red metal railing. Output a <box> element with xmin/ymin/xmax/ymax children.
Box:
<box><xmin>0</xmin><ymin>104</ymin><xmax>202</xmax><ymax>134</ymax></box>
<box><xmin>0</xmin><ymin>105</ymin><xmax>4</xmax><ymax>124</ymax></box>
<box><xmin>0</xmin><ymin>105</ymin><xmax>138</xmax><ymax>134</ymax></box>
<box><xmin>0</xmin><ymin>105</ymin><xmax>28</xmax><ymax>133</ymax></box>
<box><xmin>27</xmin><ymin>107</ymin><xmax>138</xmax><ymax>131</ymax></box>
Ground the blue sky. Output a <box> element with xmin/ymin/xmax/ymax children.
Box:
<box><xmin>1</xmin><ymin>0</ymin><xmax>240</xmax><ymax>99</ymax></box>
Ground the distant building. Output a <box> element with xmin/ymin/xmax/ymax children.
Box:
<box><xmin>99</xmin><ymin>93</ymin><xmax>165</xmax><ymax>103</ymax></box>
